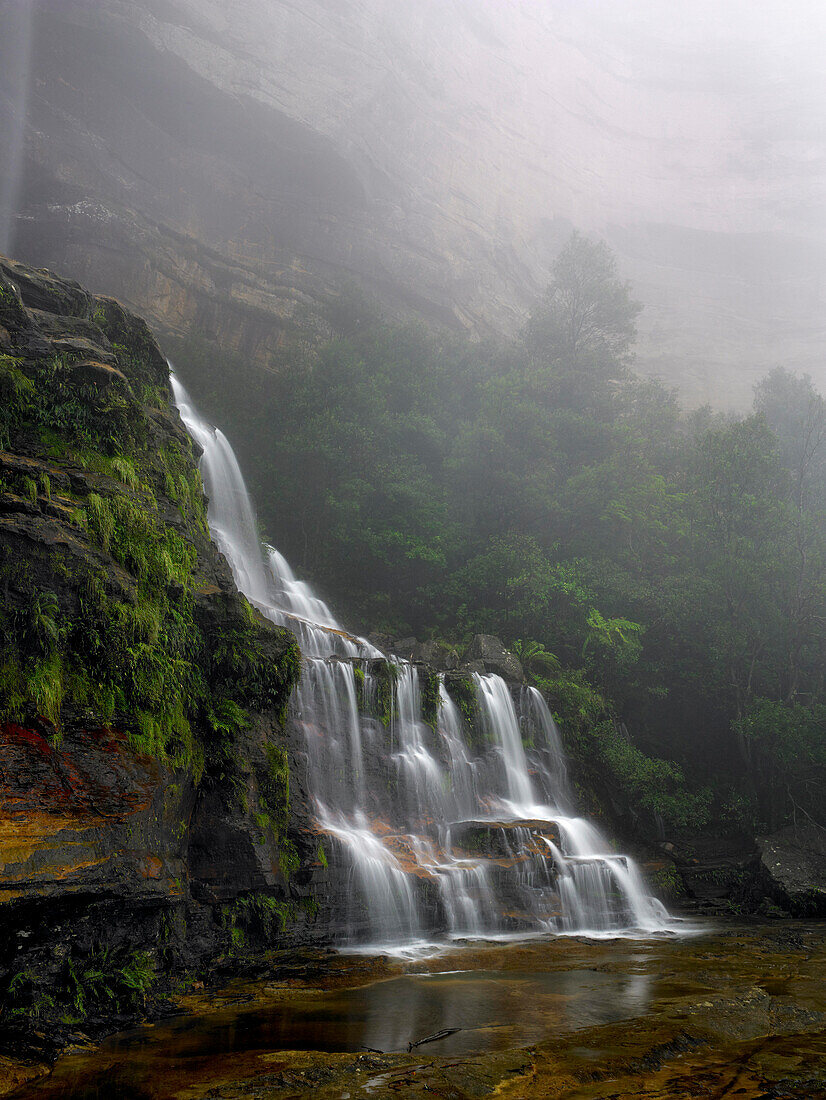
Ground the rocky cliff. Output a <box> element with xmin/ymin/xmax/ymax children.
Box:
<box><xmin>1</xmin><ymin>0</ymin><xmax>824</xmax><ymax>408</ymax></box>
<box><xmin>0</xmin><ymin>255</ymin><xmax>330</xmax><ymax>1052</ymax></box>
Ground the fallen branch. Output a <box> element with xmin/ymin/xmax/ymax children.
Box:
<box><xmin>407</xmin><ymin>1027</ymin><xmax>462</xmax><ymax>1052</ymax></box>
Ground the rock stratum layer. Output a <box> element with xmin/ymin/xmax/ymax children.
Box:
<box><xmin>1</xmin><ymin>0</ymin><xmax>824</xmax><ymax>407</ymax></box>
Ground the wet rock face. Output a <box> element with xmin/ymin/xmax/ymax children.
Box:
<box><xmin>758</xmin><ymin>825</ymin><xmax>826</xmax><ymax>916</ymax></box>
<box><xmin>0</xmin><ymin>255</ymin><xmax>316</xmax><ymax>1047</ymax></box>
<box><xmin>0</xmin><ymin>724</ymin><xmax>191</xmax><ymax>907</ymax></box>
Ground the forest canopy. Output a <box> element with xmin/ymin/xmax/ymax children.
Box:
<box><xmin>170</xmin><ymin>233</ymin><xmax>826</xmax><ymax>836</ymax></box>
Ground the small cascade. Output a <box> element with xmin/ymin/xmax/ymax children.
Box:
<box><xmin>172</xmin><ymin>373</ymin><xmax>678</xmax><ymax>946</ymax></box>
<box><xmin>171</xmin><ymin>376</ymin><xmax>270</xmax><ymax>604</ymax></box>
<box><xmin>436</xmin><ymin>684</ymin><xmax>479</xmax><ymax>820</ymax></box>
<box><xmin>474</xmin><ymin>672</ymin><xmax>535</xmax><ymax>810</ymax></box>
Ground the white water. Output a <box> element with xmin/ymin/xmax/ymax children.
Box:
<box><xmin>172</xmin><ymin>373</ymin><xmax>677</xmax><ymax>945</ymax></box>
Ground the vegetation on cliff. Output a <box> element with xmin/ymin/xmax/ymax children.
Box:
<box><xmin>0</xmin><ymin>263</ymin><xmax>298</xmax><ymax>774</ymax></box>
<box><xmin>0</xmin><ymin>259</ymin><xmax>306</xmax><ymax>1045</ymax></box>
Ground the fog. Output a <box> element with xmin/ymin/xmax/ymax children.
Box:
<box><xmin>0</xmin><ymin>0</ymin><xmax>824</xmax><ymax>404</ymax></box>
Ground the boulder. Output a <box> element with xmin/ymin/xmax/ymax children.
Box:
<box><xmin>757</xmin><ymin>824</ymin><xmax>826</xmax><ymax>916</ymax></box>
<box><xmin>411</xmin><ymin>639</ymin><xmax>460</xmax><ymax>669</ymax></box>
<box><xmin>450</xmin><ymin>818</ymin><xmax>561</xmax><ymax>859</ymax></box>
<box><xmin>462</xmin><ymin>635</ymin><xmax>523</xmax><ymax>682</ymax></box>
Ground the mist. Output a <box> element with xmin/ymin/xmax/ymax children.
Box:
<box><xmin>1</xmin><ymin>0</ymin><xmax>823</xmax><ymax>405</ymax></box>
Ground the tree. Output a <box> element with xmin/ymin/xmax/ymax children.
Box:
<box><xmin>525</xmin><ymin>232</ymin><xmax>642</xmax><ymax>411</ymax></box>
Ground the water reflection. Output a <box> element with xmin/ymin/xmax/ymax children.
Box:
<box><xmin>12</xmin><ymin>968</ymin><xmax>653</xmax><ymax>1098</ymax></box>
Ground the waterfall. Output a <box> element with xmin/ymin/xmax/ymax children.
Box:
<box><xmin>172</xmin><ymin>373</ymin><xmax>677</xmax><ymax>945</ymax></box>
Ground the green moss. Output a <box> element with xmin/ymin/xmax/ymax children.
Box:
<box><xmin>353</xmin><ymin>664</ymin><xmax>365</xmax><ymax>710</ymax></box>
<box><xmin>21</xmin><ymin>475</ymin><xmax>37</xmax><ymax>503</ymax></box>
<box><xmin>370</xmin><ymin>659</ymin><xmax>399</xmax><ymax>727</ymax></box>
<box><xmin>420</xmin><ymin>667</ymin><xmax>441</xmax><ymax>730</ymax></box>
<box><xmin>260</xmin><ymin>743</ymin><xmax>290</xmax><ymax>840</ymax></box>
<box><xmin>316</xmin><ymin>843</ymin><xmax>328</xmax><ymax>869</ymax></box>
<box><xmin>0</xmin><ymin>283</ymin><xmax>302</xmax><ymax>791</ymax></box>
<box><xmin>279</xmin><ymin>837</ymin><xmax>300</xmax><ymax>879</ymax></box>
<box><xmin>445</xmin><ymin>674</ymin><xmax>482</xmax><ymax>746</ymax></box>
<box><xmin>299</xmin><ymin>896</ymin><xmax>319</xmax><ymax>919</ymax></box>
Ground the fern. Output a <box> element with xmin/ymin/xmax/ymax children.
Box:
<box><xmin>28</xmin><ymin>653</ymin><xmax>64</xmax><ymax>732</ymax></box>
<box><xmin>111</xmin><ymin>456</ymin><xmax>139</xmax><ymax>489</ymax></box>
<box><xmin>86</xmin><ymin>493</ymin><xmax>115</xmax><ymax>551</ymax></box>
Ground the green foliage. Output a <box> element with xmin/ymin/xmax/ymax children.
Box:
<box><xmin>0</xmin><ymin>653</ymin><xmax>26</xmax><ymax>721</ymax></box>
<box><xmin>577</xmin><ymin>720</ymin><xmax>713</xmax><ymax>831</ymax></box>
<box><xmin>111</xmin><ymin>456</ymin><xmax>139</xmax><ymax>489</ymax></box>
<box><xmin>209</xmin><ymin>614</ymin><xmax>301</xmax><ymax>721</ymax></box>
<box><xmin>536</xmin><ymin>667</ymin><xmax>608</xmax><ymax>736</ymax></box>
<box><xmin>15</xmin><ymin>591</ymin><xmax>63</xmax><ymax>657</ymax></box>
<box><xmin>28</xmin><ymin>654</ymin><xmax>64</xmax><ymax>732</ymax></box>
<box><xmin>0</xmin><ymin>284</ymin><xmax>306</xmax><ymax>831</ymax></box>
<box><xmin>649</xmin><ymin>864</ymin><xmax>686</xmax><ymax>901</ymax></box>
<box><xmin>86</xmin><ymin>492</ymin><xmax>115</xmax><ymax>552</ymax></box>
<box><xmin>3</xmin><ymin>948</ymin><xmax>156</xmax><ymax>1027</ymax></box>
<box><xmin>582</xmin><ymin>610</ymin><xmax>643</xmax><ymax>663</ymax></box>
<box><xmin>208</xmin><ymin>697</ymin><xmax>250</xmax><ymax>742</ymax></box>
<box><xmin>733</xmin><ymin>699</ymin><xmax>826</xmax><ymax>829</ymax></box>
<box><xmin>0</xmin><ymin>354</ymin><xmax>35</xmax><ymax>449</ymax></box>
<box><xmin>365</xmin><ymin>659</ymin><xmax>399</xmax><ymax>727</ymax></box>
<box><xmin>512</xmin><ymin>639</ymin><xmax>560</xmax><ymax>681</ymax></box>
<box><xmin>353</xmin><ymin>664</ymin><xmax>365</xmax><ymax>709</ymax></box>
<box><xmin>65</xmin><ymin>948</ymin><xmax>155</xmax><ymax>1019</ymax></box>
<box><xmin>230</xmin><ymin>893</ymin><xmax>299</xmax><ymax>942</ymax></box>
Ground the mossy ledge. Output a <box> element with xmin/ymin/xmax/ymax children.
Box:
<box><xmin>0</xmin><ymin>257</ymin><xmax>319</xmax><ymax>1058</ymax></box>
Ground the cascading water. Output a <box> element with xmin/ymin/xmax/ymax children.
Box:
<box><xmin>172</xmin><ymin>373</ymin><xmax>676</xmax><ymax>946</ymax></box>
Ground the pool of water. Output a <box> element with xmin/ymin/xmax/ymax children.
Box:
<box><xmin>12</xmin><ymin>924</ymin><xmax>826</xmax><ymax>1100</ymax></box>
<box><xmin>10</xmin><ymin>963</ymin><xmax>656</xmax><ymax>1098</ymax></box>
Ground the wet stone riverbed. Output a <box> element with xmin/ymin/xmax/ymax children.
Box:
<box><xmin>5</xmin><ymin>922</ymin><xmax>826</xmax><ymax>1099</ymax></box>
